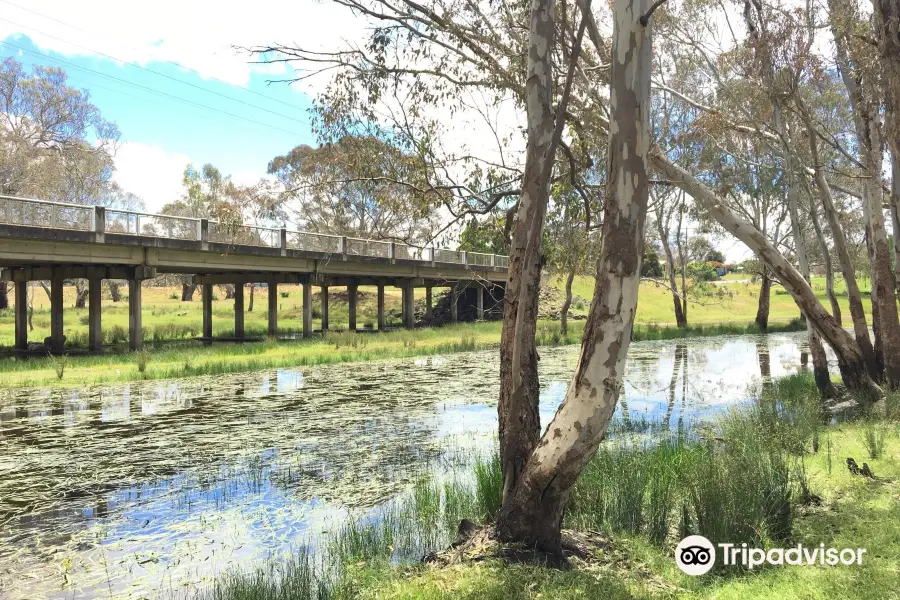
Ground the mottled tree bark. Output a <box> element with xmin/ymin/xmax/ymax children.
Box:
<box><xmin>806</xmin><ymin>184</ymin><xmax>841</xmax><ymax>325</ymax></box>
<box><xmin>496</xmin><ymin>0</ymin><xmax>651</xmax><ymax>552</ymax></box>
<box><xmin>75</xmin><ymin>279</ymin><xmax>89</xmax><ymax>309</ymax></box>
<box><xmin>497</xmin><ymin>0</ymin><xmax>558</xmax><ymax>506</ymax></box>
<box><xmin>181</xmin><ymin>283</ymin><xmax>196</xmax><ymax>302</ymax></box>
<box><xmin>107</xmin><ymin>280</ymin><xmax>122</xmax><ymax>303</ymax></box>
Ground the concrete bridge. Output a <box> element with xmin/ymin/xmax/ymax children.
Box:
<box><xmin>0</xmin><ymin>195</ymin><xmax>509</xmax><ymax>353</ymax></box>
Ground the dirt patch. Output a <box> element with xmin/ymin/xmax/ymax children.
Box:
<box><xmin>424</xmin><ymin>521</ymin><xmax>678</xmax><ymax>593</ymax></box>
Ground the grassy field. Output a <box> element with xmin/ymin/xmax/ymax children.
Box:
<box><xmin>193</xmin><ymin>373</ymin><xmax>900</xmax><ymax>599</ymax></box>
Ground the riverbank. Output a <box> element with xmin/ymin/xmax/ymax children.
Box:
<box><xmin>0</xmin><ymin>318</ymin><xmax>806</xmax><ymax>389</ymax></box>
<box><xmin>194</xmin><ymin>374</ymin><xmax>900</xmax><ymax>599</ymax></box>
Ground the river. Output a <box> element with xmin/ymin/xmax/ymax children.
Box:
<box><xmin>0</xmin><ymin>331</ymin><xmax>812</xmax><ymax>598</ymax></box>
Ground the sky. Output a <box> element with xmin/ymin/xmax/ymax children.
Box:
<box><xmin>0</xmin><ymin>0</ymin><xmax>364</xmax><ymax>211</ymax></box>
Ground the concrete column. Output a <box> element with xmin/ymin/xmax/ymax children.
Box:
<box><xmin>348</xmin><ymin>282</ymin><xmax>358</xmax><ymax>331</ymax></box>
<box><xmin>88</xmin><ymin>278</ymin><xmax>103</xmax><ymax>353</ymax></box>
<box><xmin>202</xmin><ymin>283</ymin><xmax>213</xmax><ymax>344</ymax></box>
<box><xmin>50</xmin><ymin>273</ymin><xmax>64</xmax><ymax>353</ymax></box>
<box><xmin>268</xmin><ymin>280</ymin><xmax>278</xmax><ymax>337</ymax></box>
<box><xmin>14</xmin><ymin>281</ymin><xmax>27</xmax><ymax>350</ymax></box>
<box><xmin>377</xmin><ymin>284</ymin><xmax>386</xmax><ymax>330</ymax></box>
<box><xmin>425</xmin><ymin>286</ymin><xmax>433</xmax><ymax>322</ymax></box>
<box><xmin>476</xmin><ymin>285</ymin><xmax>484</xmax><ymax>320</ymax></box>
<box><xmin>234</xmin><ymin>283</ymin><xmax>245</xmax><ymax>339</ymax></box>
<box><xmin>321</xmin><ymin>286</ymin><xmax>329</xmax><ymax>331</ymax></box>
<box><xmin>450</xmin><ymin>284</ymin><xmax>458</xmax><ymax>324</ymax></box>
<box><xmin>403</xmin><ymin>283</ymin><xmax>415</xmax><ymax>329</ymax></box>
<box><xmin>128</xmin><ymin>279</ymin><xmax>142</xmax><ymax>351</ymax></box>
<box><xmin>302</xmin><ymin>279</ymin><xmax>313</xmax><ymax>338</ymax></box>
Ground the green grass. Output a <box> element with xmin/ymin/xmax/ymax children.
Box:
<box><xmin>188</xmin><ymin>372</ymin><xmax>900</xmax><ymax>600</ymax></box>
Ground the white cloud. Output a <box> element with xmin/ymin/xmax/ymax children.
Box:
<box><xmin>1</xmin><ymin>0</ymin><xmax>368</xmax><ymax>87</ymax></box>
<box><xmin>113</xmin><ymin>142</ymin><xmax>190</xmax><ymax>212</ymax></box>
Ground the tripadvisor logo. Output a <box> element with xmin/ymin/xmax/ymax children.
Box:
<box><xmin>675</xmin><ymin>535</ymin><xmax>867</xmax><ymax>575</ymax></box>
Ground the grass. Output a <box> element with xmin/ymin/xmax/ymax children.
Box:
<box><xmin>187</xmin><ymin>372</ymin><xmax>900</xmax><ymax>600</ymax></box>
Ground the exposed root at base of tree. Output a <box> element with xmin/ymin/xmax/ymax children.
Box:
<box><xmin>422</xmin><ymin>520</ymin><xmax>677</xmax><ymax>592</ymax></box>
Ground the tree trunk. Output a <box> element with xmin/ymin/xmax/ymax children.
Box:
<box><xmin>807</xmin><ymin>187</ymin><xmax>841</xmax><ymax>325</ymax></box>
<box><xmin>107</xmin><ymin>280</ymin><xmax>122</xmax><ymax>303</ymax></box>
<box><xmin>656</xmin><ymin>211</ymin><xmax>687</xmax><ymax>327</ymax></box>
<box><xmin>652</xmin><ymin>151</ymin><xmax>880</xmax><ymax>396</ymax></box>
<box><xmin>560</xmin><ymin>268</ymin><xmax>576</xmax><ymax>335</ymax></box>
<box><xmin>890</xmin><ymin>152</ymin><xmax>900</xmax><ymax>296</ymax></box>
<box><xmin>755</xmin><ymin>272</ymin><xmax>771</xmax><ymax>330</ymax></box>
<box><xmin>803</xmin><ymin>117</ymin><xmax>877</xmax><ymax>378</ymax></box>
<box><xmin>223</xmin><ymin>284</ymin><xmax>235</xmax><ymax>300</ymax></box>
<box><xmin>181</xmin><ymin>283</ymin><xmax>196</xmax><ymax>301</ymax></box>
<box><xmin>864</xmin><ymin>221</ymin><xmax>886</xmax><ymax>380</ymax></box>
<box><xmin>496</xmin><ymin>0</ymin><xmax>651</xmax><ymax>552</ymax></box>
<box><xmin>496</xmin><ymin>0</ymin><xmax>560</xmax><ymax>505</ymax></box>
<box><xmin>248</xmin><ymin>284</ymin><xmax>255</xmax><ymax>313</ymax></box>
<box><xmin>75</xmin><ymin>279</ymin><xmax>89</xmax><ymax>309</ymax></box>
<box><xmin>0</xmin><ymin>281</ymin><xmax>8</xmax><ymax>310</ymax></box>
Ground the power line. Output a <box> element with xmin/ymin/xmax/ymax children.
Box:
<box><xmin>1</xmin><ymin>40</ymin><xmax>311</xmax><ymax>138</ymax></box>
<box><xmin>0</xmin><ymin>0</ymin><xmax>307</xmax><ymax>112</ymax></box>
<box><xmin>0</xmin><ymin>15</ymin><xmax>309</xmax><ymax>126</ymax></box>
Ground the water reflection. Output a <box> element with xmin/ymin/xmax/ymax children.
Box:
<box><xmin>0</xmin><ymin>332</ymin><xmax>814</xmax><ymax>598</ymax></box>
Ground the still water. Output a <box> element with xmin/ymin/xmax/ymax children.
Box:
<box><xmin>0</xmin><ymin>332</ymin><xmax>811</xmax><ymax>598</ymax></box>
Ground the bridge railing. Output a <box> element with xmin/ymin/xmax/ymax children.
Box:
<box><xmin>1</xmin><ymin>196</ymin><xmax>511</xmax><ymax>269</ymax></box>
<box><xmin>1</xmin><ymin>196</ymin><xmax>94</xmax><ymax>231</ymax></box>
<box><xmin>106</xmin><ymin>209</ymin><xmax>200</xmax><ymax>240</ymax></box>
<box><xmin>288</xmin><ymin>231</ymin><xmax>343</xmax><ymax>253</ymax></box>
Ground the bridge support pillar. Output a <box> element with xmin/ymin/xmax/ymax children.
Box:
<box><xmin>128</xmin><ymin>279</ymin><xmax>142</xmax><ymax>351</ymax></box>
<box><xmin>450</xmin><ymin>284</ymin><xmax>458</xmax><ymax>324</ymax></box>
<box><xmin>348</xmin><ymin>282</ymin><xmax>358</xmax><ymax>331</ymax></box>
<box><xmin>202</xmin><ymin>283</ymin><xmax>213</xmax><ymax>344</ymax></box>
<box><xmin>50</xmin><ymin>272</ymin><xmax>64</xmax><ymax>353</ymax></box>
<box><xmin>476</xmin><ymin>285</ymin><xmax>484</xmax><ymax>320</ymax></box>
<box><xmin>14</xmin><ymin>281</ymin><xmax>27</xmax><ymax>350</ymax></box>
<box><xmin>320</xmin><ymin>286</ymin><xmax>329</xmax><ymax>331</ymax></box>
<box><xmin>425</xmin><ymin>286</ymin><xmax>433</xmax><ymax>322</ymax></box>
<box><xmin>88</xmin><ymin>278</ymin><xmax>103</xmax><ymax>353</ymax></box>
<box><xmin>234</xmin><ymin>283</ymin><xmax>245</xmax><ymax>339</ymax></box>
<box><xmin>377</xmin><ymin>284</ymin><xmax>385</xmax><ymax>330</ymax></box>
<box><xmin>302</xmin><ymin>279</ymin><xmax>313</xmax><ymax>338</ymax></box>
<box><xmin>268</xmin><ymin>280</ymin><xmax>278</xmax><ymax>337</ymax></box>
<box><xmin>402</xmin><ymin>282</ymin><xmax>415</xmax><ymax>329</ymax></box>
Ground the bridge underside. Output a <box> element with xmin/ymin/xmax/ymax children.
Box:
<box><xmin>0</xmin><ymin>225</ymin><xmax>507</xmax><ymax>353</ymax></box>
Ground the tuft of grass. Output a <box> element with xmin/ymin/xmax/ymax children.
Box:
<box><xmin>136</xmin><ymin>349</ymin><xmax>151</xmax><ymax>374</ymax></box>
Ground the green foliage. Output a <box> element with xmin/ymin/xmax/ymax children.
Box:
<box><xmin>457</xmin><ymin>217</ymin><xmax>510</xmax><ymax>255</ymax></box>
<box><xmin>685</xmin><ymin>260</ymin><xmax>718</xmax><ymax>282</ymax></box>
<box><xmin>641</xmin><ymin>246</ymin><xmax>663</xmax><ymax>277</ymax></box>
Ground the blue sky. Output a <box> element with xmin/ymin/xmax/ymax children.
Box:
<box><xmin>0</xmin><ymin>0</ymin><xmax>353</xmax><ymax>211</ymax></box>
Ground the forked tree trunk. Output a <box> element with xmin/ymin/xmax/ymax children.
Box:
<box><xmin>652</xmin><ymin>152</ymin><xmax>880</xmax><ymax>396</ymax></box>
<box><xmin>803</xmin><ymin>117</ymin><xmax>877</xmax><ymax>378</ymax></box>
<box><xmin>756</xmin><ymin>272</ymin><xmax>771</xmax><ymax>330</ymax></box>
<box><xmin>75</xmin><ymin>279</ymin><xmax>89</xmax><ymax>309</ymax></box>
<box><xmin>496</xmin><ymin>0</ymin><xmax>651</xmax><ymax>552</ymax></box>
<box><xmin>497</xmin><ymin>0</ymin><xmax>560</xmax><ymax>503</ymax></box>
<box><xmin>560</xmin><ymin>268</ymin><xmax>576</xmax><ymax>335</ymax></box>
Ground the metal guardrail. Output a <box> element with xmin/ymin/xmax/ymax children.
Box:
<box><xmin>0</xmin><ymin>195</ymin><xmax>510</xmax><ymax>269</ymax></box>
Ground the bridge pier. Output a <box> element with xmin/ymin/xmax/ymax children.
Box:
<box><xmin>128</xmin><ymin>279</ymin><xmax>142</xmax><ymax>351</ymax></box>
<box><xmin>377</xmin><ymin>284</ymin><xmax>385</xmax><ymax>330</ymax></box>
<box><xmin>320</xmin><ymin>286</ymin><xmax>329</xmax><ymax>331</ymax></box>
<box><xmin>202</xmin><ymin>283</ymin><xmax>213</xmax><ymax>344</ymax></box>
<box><xmin>425</xmin><ymin>286</ymin><xmax>433</xmax><ymax>322</ymax></box>
<box><xmin>268</xmin><ymin>280</ymin><xmax>278</xmax><ymax>337</ymax></box>
<box><xmin>14</xmin><ymin>281</ymin><xmax>27</xmax><ymax>350</ymax></box>
<box><xmin>50</xmin><ymin>272</ymin><xmax>64</xmax><ymax>353</ymax></box>
<box><xmin>476</xmin><ymin>285</ymin><xmax>484</xmax><ymax>320</ymax></box>
<box><xmin>234</xmin><ymin>283</ymin><xmax>245</xmax><ymax>339</ymax></box>
<box><xmin>302</xmin><ymin>279</ymin><xmax>313</xmax><ymax>338</ymax></box>
<box><xmin>88</xmin><ymin>278</ymin><xmax>103</xmax><ymax>353</ymax></box>
<box><xmin>450</xmin><ymin>284</ymin><xmax>458</xmax><ymax>324</ymax></box>
<box><xmin>402</xmin><ymin>282</ymin><xmax>415</xmax><ymax>329</ymax></box>
<box><xmin>348</xmin><ymin>282</ymin><xmax>358</xmax><ymax>331</ymax></box>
